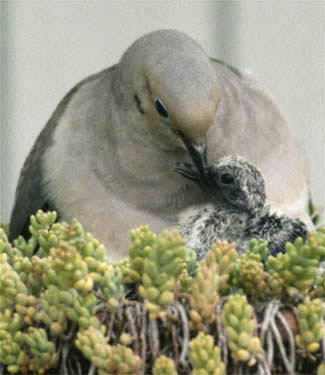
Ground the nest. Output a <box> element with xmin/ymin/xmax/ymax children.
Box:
<box><xmin>0</xmin><ymin>210</ymin><xmax>324</xmax><ymax>375</ymax></box>
<box><xmin>46</xmin><ymin>298</ymin><xmax>323</xmax><ymax>375</ymax></box>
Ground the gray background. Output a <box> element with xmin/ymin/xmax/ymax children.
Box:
<box><xmin>1</xmin><ymin>1</ymin><xmax>324</xmax><ymax>223</ymax></box>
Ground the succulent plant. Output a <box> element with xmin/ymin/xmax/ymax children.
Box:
<box><xmin>50</xmin><ymin>287</ymin><xmax>98</xmax><ymax>331</ymax></box>
<box><xmin>75</xmin><ymin>326</ymin><xmax>141</xmax><ymax>374</ymax></box>
<box><xmin>126</xmin><ymin>226</ymin><xmax>157</xmax><ymax>283</ymax></box>
<box><xmin>45</xmin><ymin>241</ymin><xmax>89</xmax><ymax>290</ymax></box>
<box><xmin>264</xmin><ymin>271</ymin><xmax>284</xmax><ymax>297</ymax></box>
<box><xmin>1</xmin><ymin>210</ymin><xmax>324</xmax><ymax>375</ymax></box>
<box><xmin>178</xmin><ymin>268</ymin><xmax>194</xmax><ymax>293</ymax></box>
<box><xmin>221</xmin><ymin>294</ymin><xmax>264</xmax><ymax>363</ymax></box>
<box><xmin>14</xmin><ymin>210</ymin><xmax>57</xmax><ymax>257</ymax></box>
<box><xmin>189</xmin><ymin>332</ymin><xmax>225</xmax><ymax>375</ymax></box>
<box><xmin>0</xmin><ymin>319</ymin><xmax>58</xmax><ymax>374</ymax></box>
<box><xmin>0</xmin><ymin>262</ymin><xmax>27</xmax><ymax>310</ymax></box>
<box><xmin>0</xmin><ymin>309</ymin><xmax>27</xmax><ymax>373</ymax></box>
<box><xmin>0</xmin><ymin>222</ymin><xmax>9</xmax><ymax>236</ymax></box>
<box><xmin>0</xmin><ymin>232</ymin><xmax>34</xmax><ymax>293</ymax></box>
<box><xmin>37</xmin><ymin>286</ymin><xmax>70</xmax><ymax>336</ymax></box>
<box><xmin>96</xmin><ymin>263</ymin><xmax>125</xmax><ymax>311</ymax></box>
<box><xmin>0</xmin><ymin>228</ymin><xmax>13</xmax><ymax>257</ymax></box>
<box><xmin>23</xmin><ymin>327</ymin><xmax>58</xmax><ymax>373</ymax></box>
<box><xmin>119</xmin><ymin>332</ymin><xmax>133</xmax><ymax>346</ymax></box>
<box><xmin>232</xmin><ymin>250</ymin><xmax>268</xmax><ymax>299</ymax></box>
<box><xmin>189</xmin><ymin>255</ymin><xmax>220</xmax><ymax>331</ymax></box>
<box><xmin>267</xmin><ymin>236</ymin><xmax>319</xmax><ymax>296</ymax></box>
<box><xmin>207</xmin><ymin>240</ymin><xmax>237</xmax><ymax>292</ymax></box>
<box><xmin>137</xmin><ymin>230</ymin><xmax>188</xmax><ymax>319</ymax></box>
<box><xmin>295</xmin><ymin>297</ymin><xmax>324</xmax><ymax>356</ymax></box>
<box><xmin>247</xmin><ymin>238</ymin><xmax>269</xmax><ymax>259</ymax></box>
<box><xmin>310</xmin><ymin>273</ymin><xmax>325</xmax><ymax>299</ymax></box>
<box><xmin>306</xmin><ymin>227</ymin><xmax>325</xmax><ymax>262</ymax></box>
<box><xmin>152</xmin><ymin>355</ymin><xmax>177</xmax><ymax>375</ymax></box>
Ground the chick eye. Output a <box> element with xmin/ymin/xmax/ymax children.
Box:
<box><xmin>221</xmin><ymin>173</ymin><xmax>234</xmax><ymax>185</ymax></box>
<box><xmin>154</xmin><ymin>97</ymin><xmax>169</xmax><ymax>118</ymax></box>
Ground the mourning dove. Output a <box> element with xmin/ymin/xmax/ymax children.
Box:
<box><xmin>175</xmin><ymin>149</ymin><xmax>307</xmax><ymax>260</ymax></box>
<box><xmin>10</xmin><ymin>29</ymin><xmax>313</xmax><ymax>261</ymax></box>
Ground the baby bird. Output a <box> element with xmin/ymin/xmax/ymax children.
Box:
<box><xmin>175</xmin><ymin>154</ymin><xmax>307</xmax><ymax>260</ymax></box>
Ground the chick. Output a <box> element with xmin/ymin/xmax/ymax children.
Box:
<box><xmin>175</xmin><ymin>151</ymin><xmax>307</xmax><ymax>260</ymax></box>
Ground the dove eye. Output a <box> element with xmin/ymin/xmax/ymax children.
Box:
<box><xmin>221</xmin><ymin>173</ymin><xmax>235</xmax><ymax>185</ymax></box>
<box><xmin>154</xmin><ymin>97</ymin><xmax>169</xmax><ymax>118</ymax></box>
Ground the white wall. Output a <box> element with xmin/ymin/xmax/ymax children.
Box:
<box><xmin>233</xmin><ymin>1</ymin><xmax>324</xmax><ymax>220</ymax></box>
<box><xmin>1</xmin><ymin>1</ymin><xmax>324</xmax><ymax>223</ymax></box>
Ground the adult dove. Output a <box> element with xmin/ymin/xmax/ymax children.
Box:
<box><xmin>10</xmin><ymin>29</ymin><xmax>313</xmax><ymax>261</ymax></box>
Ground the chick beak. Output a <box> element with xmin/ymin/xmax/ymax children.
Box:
<box><xmin>175</xmin><ymin>130</ymin><xmax>208</xmax><ymax>182</ymax></box>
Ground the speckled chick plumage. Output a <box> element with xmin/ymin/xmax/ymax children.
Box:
<box><xmin>176</xmin><ymin>156</ymin><xmax>307</xmax><ymax>260</ymax></box>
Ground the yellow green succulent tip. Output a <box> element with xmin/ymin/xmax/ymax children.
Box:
<box><xmin>189</xmin><ymin>332</ymin><xmax>225</xmax><ymax>375</ymax></box>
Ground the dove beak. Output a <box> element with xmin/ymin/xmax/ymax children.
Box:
<box><xmin>175</xmin><ymin>130</ymin><xmax>208</xmax><ymax>182</ymax></box>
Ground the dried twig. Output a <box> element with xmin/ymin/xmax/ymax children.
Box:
<box><xmin>135</xmin><ymin>301</ymin><xmax>142</xmax><ymax>324</ymax></box>
<box><xmin>87</xmin><ymin>363</ymin><xmax>96</xmax><ymax>375</ymax></box>
<box><xmin>258</xmin><ymin>357</ymin><xmax>272</xmax><ymax>375</ymax></box>
<box><xmin>149</xmin><ymin>318</ymin><xmax>160</xmax><ymax>360</ymax></box>
<box><xmin>95</xmin><ymin>301</ymin><xmax>106</xmax><ymax>312</ymax></box>
<box><xmin>171</xmin><ymin>324</ymin><xmax>179</xmax><ymax>367</ymax></box>
<box><xmin>215</xmin><ymin>298</ymin><xmax>228</xmax><ymax>369</ymax></box>
<box><xmin>61</xmin><ymin>322</ymin><xmax>77</xmax><ymax>341</ymax></box>
<box><xmin>106</xmin><ymin>310</ymin><xmax>116</xmax><ymax>342</ymax></box>
<box><xmin>125</xmin><ymin>305</ymin><xmax>139</xmax><ymax>355</ymax></box>
<box><xmin>174</xmin><ymin>301</ymin><xmax>190</xmax><ymax>367</ymax></box>
<box><xmin>60</xmin><ymin>343</ymin><xmax>71</xmax><ymax>375</ymax></box>
<box><xmin>270</xmin><ymin>316</ymin><xmax>295</xmax><ymax>374</ymax></box>
<box><xmin>74</xmin><ymin>354</ymin><xmax>83</xmax><ymax>375</ymax></box>
<box><xmin>252</xmin><ymin>308</ymin><xmax>259</xmax><ymax>337</ymax></box>
<box><xmin>140</xmin><ymin>305</ymin><xmax>147</xmax><ymax>375</ymax></box>
<box><xmin>233</xmin><ymin>363</ymin><xmax>243</xmax><ymax>375</ymax></box>
<box><xmin>260</xmin><ymin>301</ymin><xmax>279</xmax><ymax>346</ymax></box>
<box><xmin>276</xmin><ymin>309</ymin><xmax>296</xmax><ymax>369</ymax></box>
<box><xmin>266</xmin><ymin>330</ymin><xmax>274</xmax><ymax>369</ymax></box>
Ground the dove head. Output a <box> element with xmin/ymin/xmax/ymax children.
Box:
<box><xmin>175</xmin><ymin>156</ymin><xmax>267</xmax><ymax>215</ymax></box>
<box><xmin>113</xmin><ymin>30</ymin><xmax>220</xmax><ymax>160</ymax></box>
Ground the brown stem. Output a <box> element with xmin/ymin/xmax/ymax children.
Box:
<box><xmin>87</xmin><ymin>363</ymin><xmax>96</xmax><ymax>375</ymax></box>
<box><xmin>266</xmin><ymin>330</ymin><xmax>274</xmax><ymax>370</ymax></box>
<box><xmin>257</xmin><ymin>355</ymin><xmax>272</xmax><ymax>375</ymax></box>
<box><xmin>140</xmin><ymin>305</ymin><xmax>147</xmax><ymax>375</ymax></box>
<box><xmin>149</xmin><ymin>318</ymin><xmax>160</xmax><ymax>361</ymax></box>
<box><xmin>171</xmin><ymin>324</ymin><xmax>179</xmax><ymax>368</ymax></box>
<box><xmin>276</xmin><ymin>309</ymin><xmax>296</xmax><ymax>370</ymax></box>
<box><xmin>61</xmin><ymin>322</ymin><xmax>77</xmax><ymax>341</ymax></box>
<box><xmin>59</xmin><ymin>342</ymin><xmax>70</xmax><ymax>375</ymax></box>
<box><xmin>174</xmin><ymin>301</ymin><xmax>190</xmax><ymax>367</ymax></box>
<box><xmin>125</xmin><ymin>305</ymin><xmax>139</xmax><ymax>356</ymax></box>
<box><xmin>215</xmin><ymin>298</ymin><xmax>228</xmax><ymax>369</ymax></box>
<box><xmin>270</xmin><ymin>316</ymin><xmax>295</xmax><ymax>374</ymax></box>
<box><xmin>106</xmin><ymin>310</ymin><xmax>116</xmax><ymax>342</ymax></box>
<box><xmin>260</xmin><ymin>301</ymin><xmax>279</xmax><ymax>347</ymax></box>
